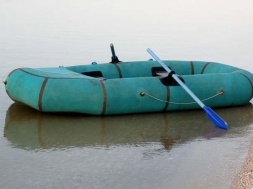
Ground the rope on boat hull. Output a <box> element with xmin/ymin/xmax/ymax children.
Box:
<box><xmin>140</xmin><ymin>91</ymin><xmax>224</xmax><ymax>105</ymax></box>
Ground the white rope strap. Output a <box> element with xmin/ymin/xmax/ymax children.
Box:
<box><xmin>140</xmin><ymin>91</ymin><xmax>224</xmax><ymax>105</ymax></box>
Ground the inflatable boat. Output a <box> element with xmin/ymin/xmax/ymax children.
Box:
<box><xmin>4</xmin><ymin>50</ymin><xmax>253</xmax><ymax>115</ymax></box>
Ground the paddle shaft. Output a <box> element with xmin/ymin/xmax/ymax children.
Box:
<box><xmin>147</xmin><ymin>48</ymin><xmax>205</xmax><ymax>108</ymax></box>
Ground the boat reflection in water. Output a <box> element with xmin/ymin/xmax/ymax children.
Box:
<box><xmin>4</xmin><ymin>103</ymin><xmax>253</xmax><ymax>151</ymax></box>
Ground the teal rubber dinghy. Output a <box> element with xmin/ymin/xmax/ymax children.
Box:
<box><xmin>4</xmin><ymin>60</ymin><xmax>253</xmax><ymax>115</ymax></box>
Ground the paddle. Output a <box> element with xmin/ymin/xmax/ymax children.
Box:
<box><xmin>147</xmin><ymin>48</ymin><xmax>228</xmax><ymax>130</ymax></box>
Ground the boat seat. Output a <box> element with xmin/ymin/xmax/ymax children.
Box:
<box><xmin>151</xmin><ymin>67</ymin><xmax>184</xmax><ymax>86</ymax></box>
<box><xmin>155</xmin><ymin>71</ymin><xmax>169</xmax><ymax>78</ymax></box>
<box><xmin>151</xmin><ymin>67</ymin><xmax>169</xmax><ymax>76</ymax></box>
<box><xmin>81</xmin><ymin>71</ymin><xmax>106</xmax><ymax>80</ymax></box>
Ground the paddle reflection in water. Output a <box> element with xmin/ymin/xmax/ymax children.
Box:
<box><xmin>4</xmin><ymin>103</ymin><xmax>253</xmax><ymax>151</ymax></box>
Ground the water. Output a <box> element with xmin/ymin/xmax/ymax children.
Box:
<box><xmin>1</xmin><ymin>0</ymin><xmax>253</xmax><ymax>188</ymax></box>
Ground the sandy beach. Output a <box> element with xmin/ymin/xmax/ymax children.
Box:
<box><xmin>231</xmin><ymin>133</ymin><xmax>253</xmax><ymax>189</ymax></box>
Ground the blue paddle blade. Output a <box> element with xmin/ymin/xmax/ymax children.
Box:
<box><xmin>203</xmin><ymin>106</ymin><xmax>228</xmax><ymax>130</ymax></box>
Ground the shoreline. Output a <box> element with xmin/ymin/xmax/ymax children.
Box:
<box><xmin>231</xmin><ymin>133</ymin><xmax>253</xmax><ymax>189</ymax></box>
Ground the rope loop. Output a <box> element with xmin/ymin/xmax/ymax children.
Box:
<box><xmin>140</xmin><ymin>90</ymin><xmax>224</xmax><ymax>105</ymax></box>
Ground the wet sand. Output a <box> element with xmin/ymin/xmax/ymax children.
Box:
<box><xmin>231</xmin><ymin>133</ymin><xmax>253</xmax><ymax>189</ymax></box>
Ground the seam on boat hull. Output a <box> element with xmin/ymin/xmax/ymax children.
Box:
<box><xmin>201</xmin><ymin>62</ymin><xmax>211</xmax><ymax>74</ymax></box>
<box><xmin>163</xmin><ymin>87</ymin><xmax>170</xmax><ymax>111</ymax></box>
<box><xmin>100</xmin><ymin>80</ymin><xmax>107</xmax><ymax>115</ymax></box>
<box><xmin>38</xmin><ymin>78</ymin><xmax>49</xmax><ymax>111</ymax></box>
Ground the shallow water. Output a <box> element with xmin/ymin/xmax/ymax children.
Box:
<box><xmin>1</xmin><ymin>0</ymin><xmax>253</xmax><ymax>188</ymax></box>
